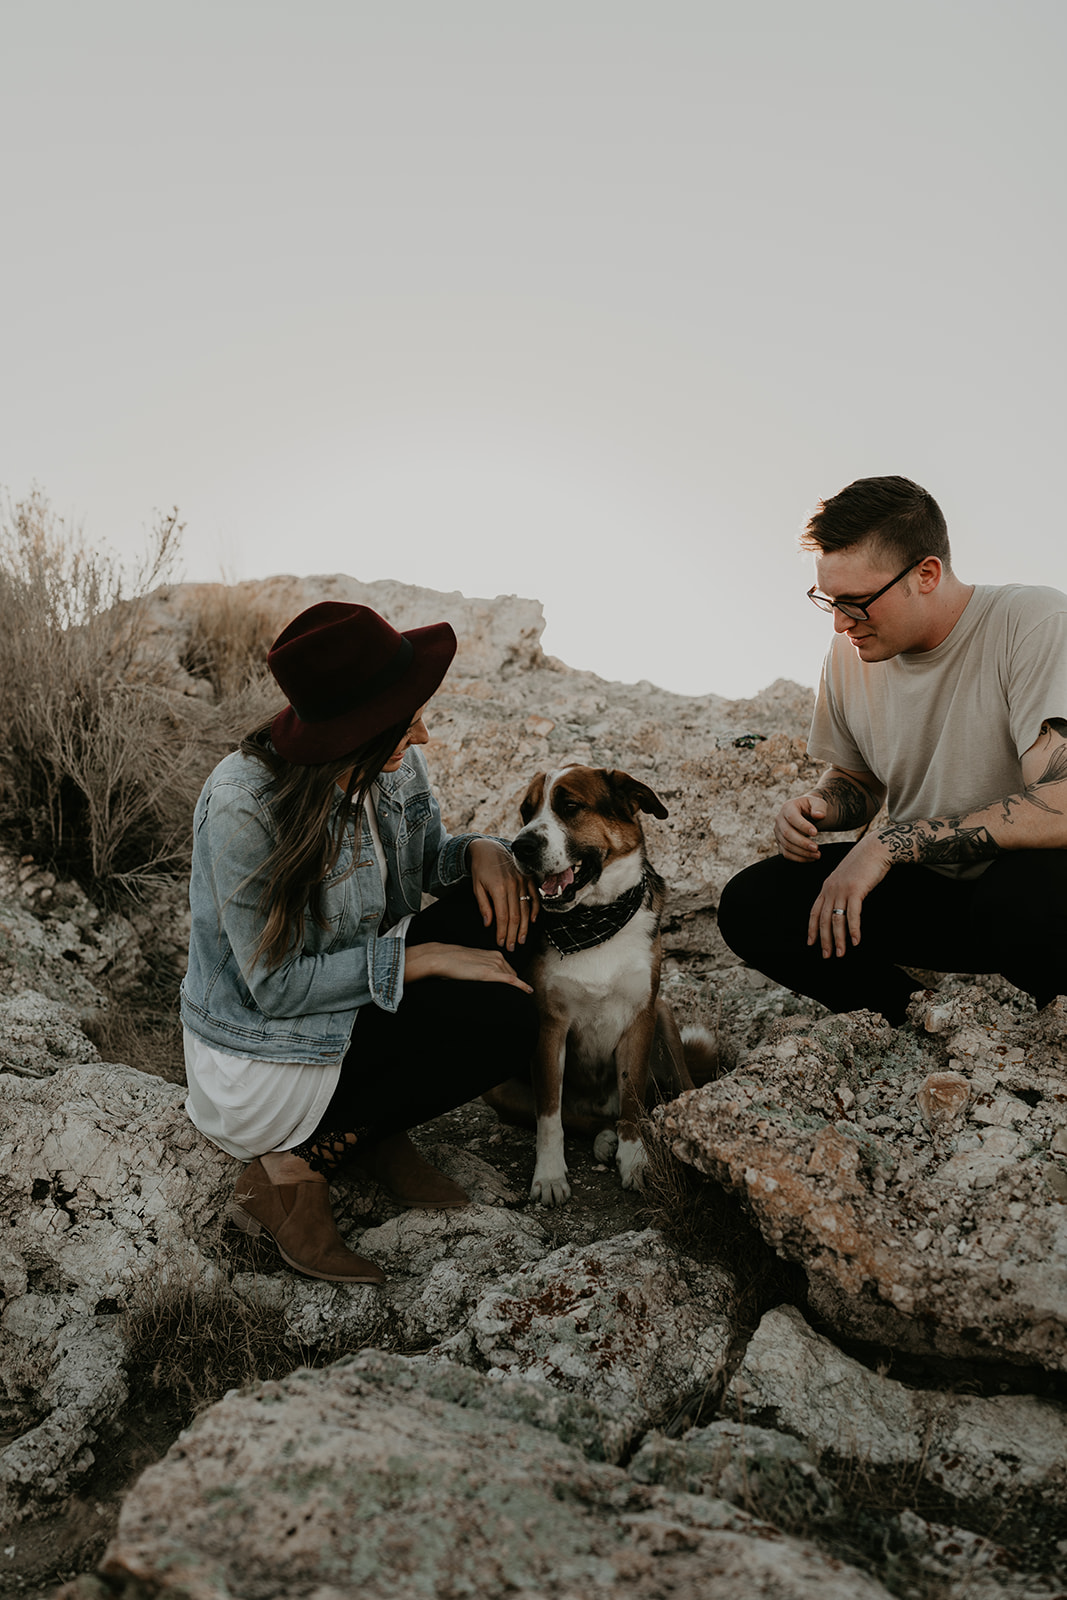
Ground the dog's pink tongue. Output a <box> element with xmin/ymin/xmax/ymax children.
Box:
<box><xmin>542</xmin><ymin>867</ymin><xmax>575</xmax><ymax>897</ymax></box>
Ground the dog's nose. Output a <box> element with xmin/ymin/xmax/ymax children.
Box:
<box><xmin>511</xmin><ymin>832</ymin><xmax>540</xmax><ymax>871</ymax></box>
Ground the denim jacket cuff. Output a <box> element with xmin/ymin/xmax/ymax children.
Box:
<box><xmin>436</xmin><ymin>832</ymin><xmax>482</xmax><ymax>887</ymax></box>
<box><xmin>463</xmin><ymin>835</ymin><xmax>515</xmax><ymax>868</ymax></box>
<box><xmin>368</xmin><ymin>931</ymin><xmax>406</xmax><ymax>1013</ymax></box>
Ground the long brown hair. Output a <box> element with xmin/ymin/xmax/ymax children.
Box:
<box><xmin>240</xmin><ymin>712</ymin><xmax>410</xmax><ymax>971</ymax></box>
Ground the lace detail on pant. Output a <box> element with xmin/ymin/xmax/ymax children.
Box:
<box><xmin>289</xmin><ymin>1128</ymin><xmax>363</xmax><ymax>1177</ymax></box>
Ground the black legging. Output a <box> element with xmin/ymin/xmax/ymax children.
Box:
<box><xmin>292</xmin><ymin>888</ymin><xmax>539</xmax><ymax>1171</ymax></box>
<box><xmin>718</xmin><ymin>845</ymin><xmax>1067</xmax><ymax>1025</ymax></box>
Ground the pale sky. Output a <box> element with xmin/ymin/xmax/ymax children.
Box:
<box><xmin>3</xmin><ymin>1</ymin><xmax>1065</xmax><ymax>698</ymax></box>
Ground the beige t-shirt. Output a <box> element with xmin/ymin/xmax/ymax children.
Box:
<box><xmin>808</xmin><ymin>584</ymin><xmax>1067</xmax><ymax>874</ymax></box>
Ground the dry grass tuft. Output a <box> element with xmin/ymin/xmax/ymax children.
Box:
<box><xmin>84</xmin><ymin>1004</ymin><xmax>186</xmax><ymax>1084</ymax></box>
<box><xmin>179</xmin><ymin>584</ymin><xmax>282</xmax><ymax>701</ymax></box>
<box><xmin>120</xmin><ymin>1277</ymin><xmax>354</xmax><ymax>1420</ymax></box>
<box><xmin>639</xmin><ymin>1117</ymin><xmax>806</xmax><ymax>1351</ymax></box>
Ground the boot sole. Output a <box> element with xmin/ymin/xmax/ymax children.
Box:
<box><xmin>230</xmin><ymin>1203</ymin><xmax>385</xmax><ymax>1285</ymax></box>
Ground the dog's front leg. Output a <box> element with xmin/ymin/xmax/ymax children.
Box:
<box><xmin>531</xmin><ymin>1016</ymin><xmax>571</xmax><ymax>1206</ymax></box>
<box><xmin>613</xmin><ymin>1006</ymin><xmax>657</xmax><ymax>1189</ymax></box>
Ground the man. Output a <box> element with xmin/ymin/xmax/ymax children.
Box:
<box><xmin>718</xmin><ymin>475</ymin><xmax>1067</xmax><ymax>1023</ymax></box>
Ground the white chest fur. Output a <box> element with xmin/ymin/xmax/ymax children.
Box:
<box><xmin>535</xmin><ymin>906</ymin><xmax>656</xmax><ymax>1065</ymax></box>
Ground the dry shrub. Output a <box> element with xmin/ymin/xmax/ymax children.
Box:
<box><xmin>179</xmin><ymin>583</ymin><xmax>282</xmax><ymax>700</ymax></box>
<box><xmin>0</xmin><ymin>492</ymin><xmax>281</xmax><ymax>902</ymax></box>
<box><xmin>0</xmin><ymin>490</ymin><xmax>196</xmax><ymax>895</ymax></box>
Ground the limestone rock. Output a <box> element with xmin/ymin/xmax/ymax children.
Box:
<box><xmin>0</xmin><ymin>1316</ymin><xmax>128</xmax><ymax>1522</ymax></box>
<box><xmin>0</xmin><ymin>989</ymin><xmax>100</xmax><ymax>1077</ymax></box>
<box><xmin>0</xmin><ymin>1063</ymin><xmax>234</xmax><ymax>1522</ymax></box>
<box><xmin>728</xmin><ymin>1305</ymin><xmax>1067</xmax><ymax>1508</ymax></box>
<box><xmin>630</xmin><ymin>1416</ymin><xmax>835</xmax><ymax>1509</ymax></box>
<box><xmin>658</xmin><ymin>990</ymin><xmax>1067</xmax><ymax>1371</ymax></box>
<box><xmin>0</xmin><ymin>1064</ymin><xmax>560</xmax><ymax>1523</ymax></box>
<box><xmin>455</xmin><ymin>1229</ymin><xmax>736</xmax><ymax>1457</ymax></box>
<box><xmin>153</xmin><ymin>574</ymin><xmax>549</xmax><ymax>689</ymax></box>
<box><xmin>916</xmin><ymin>1069</ymin><xmax>971</xmax><ymax>1132</ymax></box>
<box><xmin>93</xmin><ymin>1350</ymin><xmax>898</xmax><ymax>1600</ymax></box>
<box><xmin>630</xmin><ymin>1416</ymin><xmax>1062</xmax><ymax>1600</ymax></box>
<box><xmin>357</xmin><ymin>1204</ymin><xmax>551</xmax><ymax>1343</ymax></box>
<box><xmin>0</xmin><ymin>850</ymin><xmax>145</xmax><ymax>1015</ymax></box>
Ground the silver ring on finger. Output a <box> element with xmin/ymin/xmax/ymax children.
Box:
<box><xmin>832</xmin><ymin>908</ymin><xmax>846</xmax><ymax>916</ymax></box>
<box><xmin>519</xmin><ymin>895</ymin><xmax>531</xmax><ymax>902</ymax></box>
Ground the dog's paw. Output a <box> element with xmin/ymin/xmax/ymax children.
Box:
<box><xmin>530</xmin><ymin>1169</ymin><xmax>572</xmax><ymax>1206</ymax></box>
<box><xmin>592</xmin><ymin>1128</ymin><xmax>619</xmax><ymax>1164</ymax></box>
<box><xmin>616</xmin><ymin>1136</ymin><xmax>647</xmax><ymax>1190</ymax></box>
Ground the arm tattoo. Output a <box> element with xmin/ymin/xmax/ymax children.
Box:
<box><xmin>819</xmin><ymin>775</ymin><xmax>874</xmax><ymax>831</ymax></box>
<box><xmin>998</xmin><ymin>720</ymin><xmax>1067</xmax><ymax>824</ymax></box>
<box><xmin>879</xmin><ymin>819</ymin><xmax>1001</xmax><ymax>866</ymax></box>
<box><xmin>876</xmin><ymin>721</ymin><xmax>1066</xmax><ymax>864</ymax></box>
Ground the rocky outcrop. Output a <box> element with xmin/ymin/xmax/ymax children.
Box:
<box><xmin>0</xmin><ymin>851</ymin><xmax>147</xmax><ymax>1024</ymax></box>
<box><xmin>431</xmin><ymin>1229</ymin><xmax>736</xmax><ymax>1457</ymax></box>
<box><xmin>72</xmin><ymin>1348</ymin><xmax>1066</xmax><ymax>1600</ymax></box>
<box><xmin>0</xmin><ymin>1049</ymin><xmax>735</xmax><ymax>1529</ymax></box>
<box><xmin>0</xmin><ymin>1064</ymin><xmax>232</xmax><ymax>1525</ymax></box>
<box><xmin>658</xmin><ymin>987</ymin><xmax>1067</xmax><ymax>1373</ymax></box>
<box><xmin>728</xmin><ymin>1304</ymin><xmax>1067</xmax><ymax>1509</ymax></box>
<box><xmin>91</xmin><ymin>1351</ymin><xmax>901</xmax><ymax>1600</ymax></box>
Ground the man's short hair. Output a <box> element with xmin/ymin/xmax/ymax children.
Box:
<box><xmin>801</xmin><ymin>476</ymin><xmax>951</xmax><ymax>569</ymax></box>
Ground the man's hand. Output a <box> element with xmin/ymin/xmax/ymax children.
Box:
<box><xmin>806</xmin><ymin>833</ymin><xmax>893</xmax><ymax>956</ymax></box>
<box><xmin>774</xmin><ymin>793</ymin><xmax>830</xmax><ymax>861</ymax></box>
<box><xmin>774</xmin><ymin>766</ymin><xmax>883</xmax><ymax>862</ymax></box>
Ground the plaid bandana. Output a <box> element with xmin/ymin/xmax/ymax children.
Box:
<box><xmin>542</xmin><ymin>873</ymin><xmax>649</xmax><ymax>956</ymax></box>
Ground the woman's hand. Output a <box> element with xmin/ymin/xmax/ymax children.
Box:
<box><xmin>467</xmin><ymin>839</ymin><xmax>539</xmax><ymax>952</ymax></box>
<box><xmin>404</xmin><ymin>941</ymin><xmax>534</xmax><ymax>992</ymax></box>
<box><xmin>807</xmin><ymin>835</ymin><xmax>893</xmax><ymax>957</ymax></box>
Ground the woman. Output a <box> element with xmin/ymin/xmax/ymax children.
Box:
<box><xmin>180</xmin><ymin>601</ymin><xmax>539</xmax><ymax>1285</ymax></box>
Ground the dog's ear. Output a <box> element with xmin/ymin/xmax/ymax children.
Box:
<box><xmin>606</xmin><ymin>770</ymin><xmax>668</xmax><ymax>820</ymax></box>
<box><xmin>519</xmin><ymin>773</ymin><xmax>547</xmax><ymax>825</ymax></box>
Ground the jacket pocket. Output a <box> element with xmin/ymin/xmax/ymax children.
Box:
<box><xmin>397</xmin><ymin>790</ymin><xmax>433</xmax><ymax>844</ymax></box>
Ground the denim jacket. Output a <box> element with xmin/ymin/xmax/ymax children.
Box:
<box><xmin>180</xmin><ymin>744</ymin><xmax>479</xmax><ymax>1064</ymax></box>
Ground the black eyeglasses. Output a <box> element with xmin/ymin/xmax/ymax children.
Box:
<box><xmin>807</xmin><ymin>559</ymin><xmax>923</xmax><ymax>622</ymax></box>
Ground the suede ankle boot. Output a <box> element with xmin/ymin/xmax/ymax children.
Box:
<box><xmin>355</xmin><ymin>1131</ymin><xmax>469</xmax><ymax>1209</ymax></box>
<box><xmin>232</xmin><ymin>1158</ymin><xmax>385</xmax><ymax>1283</ymax></box>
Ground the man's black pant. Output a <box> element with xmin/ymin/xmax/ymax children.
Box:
<box><xmin>718</xmin><ymin>846</ymin><xmax>1067</xmax><ymax>1024</ymax></box>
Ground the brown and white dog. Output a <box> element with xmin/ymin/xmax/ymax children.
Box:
<box><xmin>485</xmin><ymin>764</ymin><xmax>699</xmax><ymax>1206</ymax></box>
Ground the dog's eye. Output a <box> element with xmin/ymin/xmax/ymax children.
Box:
<box><xmin>556</xmin><ymin>796</ymin><xmax>581</xmax><ymax>818</ymax></box>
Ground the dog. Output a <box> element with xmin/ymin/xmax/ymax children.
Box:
<box><xmin>484</xmin><ymin>764</ymin><xmax>708</xmax><ymax>1206</ymax></box>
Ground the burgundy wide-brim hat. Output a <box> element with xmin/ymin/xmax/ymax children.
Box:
<box><xmin>267</xmin><ymin>602</ymin><xmax>457</xmax><ymax>764</ymax></box>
